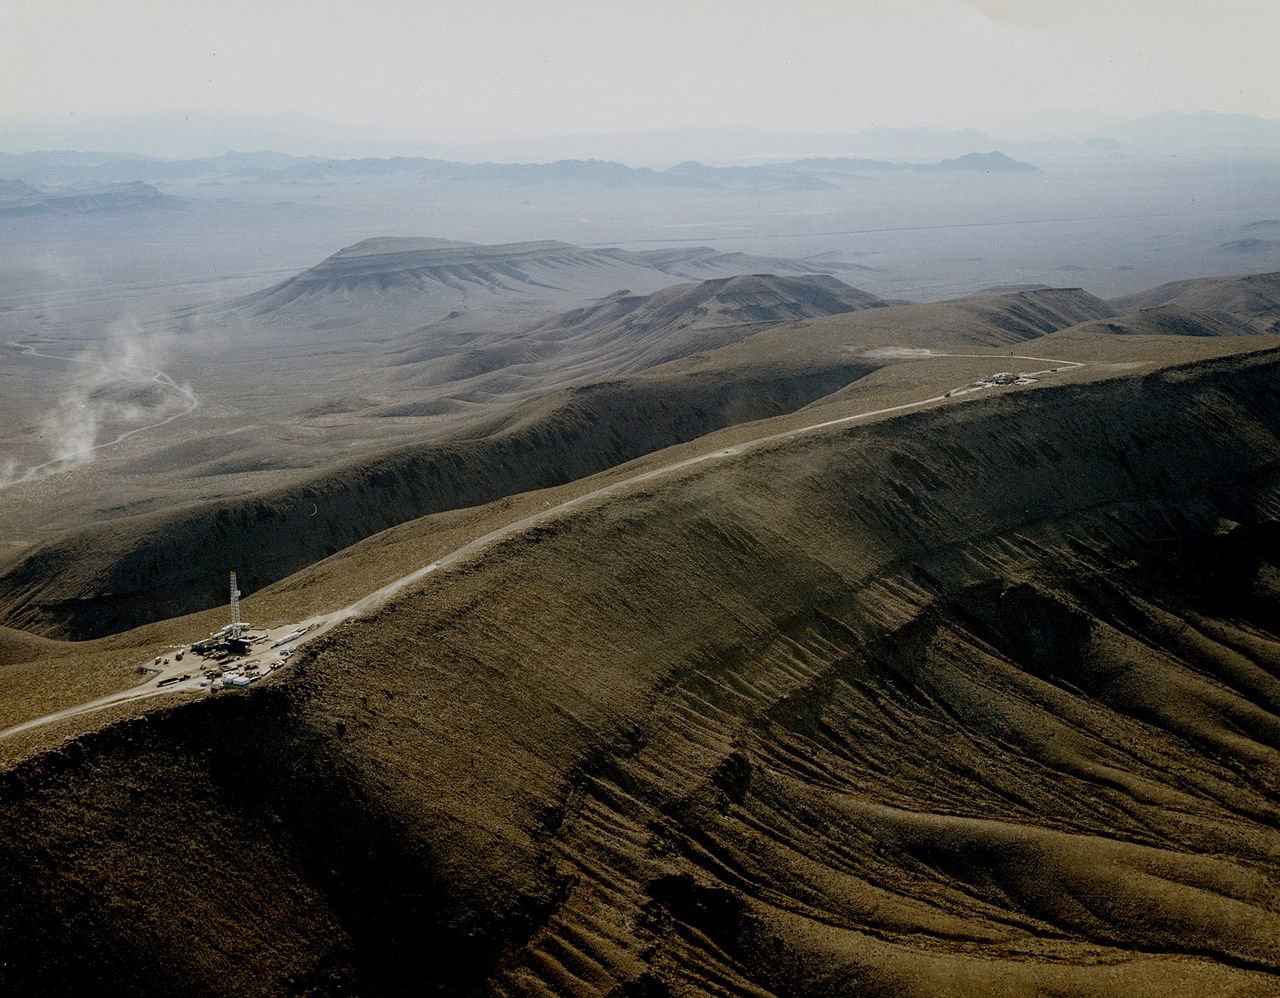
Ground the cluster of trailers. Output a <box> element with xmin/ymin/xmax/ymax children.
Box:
<box><xmin>206</xmin><ymin>644</ymin><xmax>294</xmax><ymax>692</ymax></box>
<box><xmin>188</xmin><ymin>620</ymin><xmax>314</xmax><ymax>693</ymax></box>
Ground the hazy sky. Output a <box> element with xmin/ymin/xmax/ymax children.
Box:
<box><xmin>1</xmin><ymin>0</ymin><xmax>1276</xmax><ymax>140</ymax></box>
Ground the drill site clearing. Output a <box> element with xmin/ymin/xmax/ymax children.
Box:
<box><xmin>139</xmin><ymin>573</ymin><xmax>318</xmax><ymax>697</ymax></box>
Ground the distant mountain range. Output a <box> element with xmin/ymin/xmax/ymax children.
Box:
<box><xmin>10</xmin><ymin>108</ymin><xmax>1273</xmax><ymax>191</ymax></box>
<box><xmin>1</xmin><ymin>109</ymin><xmax>1276</xmax><ymax>164</ymax></box>
<box><xmin>0</xmin><ymin>149</ymin><xmax>1039</xmax><ymax>192</ymax></box>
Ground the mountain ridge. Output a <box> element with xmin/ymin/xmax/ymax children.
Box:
<box><xmin>0</xmin><ymin>180</ymin><xmax>178</xmax><ymax>216</ymax></box>
<box><xmin>1110</xmin><ymin>272</ymin><xmax>1280</xmax><ymax>332</ymax></box>
<box><xmin>0</xmin><ymin>284</ymin><xmax>1129</xmax><ymax>639</ymax></box>
<box><xmin>192</xmin><ymin>237</ymin><xmax>875</xmax><ymax>334</ymax></box>
<box><xmin>1</xmin><ymin>345</ymin><xmax>1277</xmax><ymax>993</ymax></box>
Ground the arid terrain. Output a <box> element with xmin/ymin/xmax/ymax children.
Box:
<box><xmin>6</xmin><ymin>0</ymin><xmax>1280</xmax><ymax>986</ymax></box>
<box><xmin>0</xmin><ymin>189</ymin><xmax>1277</xmax><ymax>997</ymax></box>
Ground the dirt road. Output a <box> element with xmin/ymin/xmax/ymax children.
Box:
<box><xmin>0</xmin><ymin>351</ymin><xmax>1081</xmax><ymax>739</ymax></box>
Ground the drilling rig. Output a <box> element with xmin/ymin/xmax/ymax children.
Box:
<box><xmin>190</xmin><ymin>571</ymin><xmax>253</xmax><ymax>656</ymax></box>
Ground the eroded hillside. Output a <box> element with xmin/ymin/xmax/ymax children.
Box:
<box><xmin>1</xmin><ymin>347</ymin><xmax>1277</xmax><ymax>995</ymax></box>
<box><xmin>0</xmin><ymin>361</ymin><xmax>875</xmax><ymax>638</ymax></box>
<box><xmin>0</xmin><ymin>285</ymin><xmax>1122</xmax><ymax>640</ymax></box>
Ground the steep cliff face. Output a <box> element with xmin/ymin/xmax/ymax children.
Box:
<box><xmin>1</xmin><ymin>350</ymin><xmax>1278</xmax><ymax>995</ymax></box>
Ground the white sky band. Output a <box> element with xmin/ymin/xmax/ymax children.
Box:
<box><xmin>1</xmin><ymin>0</ymin><xmax>1276</xmax><ymax>144</ymax></box>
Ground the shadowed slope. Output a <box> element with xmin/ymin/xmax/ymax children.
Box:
<box><xmin>0</xmin><ymin>287</ymin><xmax>1111</xmax><ymax>640</ymax></box>
<box><xmin>1</xmin><ymin>348</ymin><xmax>1278</xmax><ymax>995</ymax></box>
<box><xmin>520</xmin><ymin>273</ymin><xmax>888</xmax><ymax>372</ymax></box>
<box><xmin>1111</xmin><ymin>272</ymin><xmax>1280</xmax><ymax>332</ymax></box>
<box><xmin>0</xmin><ymin>361</ymin><xmax>875</xmax><ymax>639</ymax></box>
<box><xmin>1064</xmin><ymin>305</ymin><xmax>1260</xmax><ymax>338</ymax></box>
<box><xmin>389</xmin><ymin>273</ymin><xmax>887</xmax><ymax>377</ymax></box>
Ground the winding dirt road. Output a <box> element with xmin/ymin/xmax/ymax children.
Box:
<box><xmin>0</xmin><ymin>351</ymin><xmax>1082</xmax><ymax>739</ymax></box>
<box><xmin>3</xmin><ymin>341</ymin><xmax>200</xmax><ymax>488</ymax></box>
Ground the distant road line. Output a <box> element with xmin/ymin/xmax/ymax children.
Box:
<box><xmin>0</xmin><ymin>350</ymin><xmax>1081</xmax><ymax>740</ymax></box>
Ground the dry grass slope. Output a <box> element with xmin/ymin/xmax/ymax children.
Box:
<box><xmin>0</xmin><ymin>286</ymin><xmax>1114</xmax><ymax>640</ymax></box>
<box><xmin>1</xmin><ymin>348</ymin><xmax>1277</xmax><ymax>995</ymax></box>
<box><xmin>0</xmin><ymin>361</ymin><xmax>874</xmax><ymax>638</ymax></box>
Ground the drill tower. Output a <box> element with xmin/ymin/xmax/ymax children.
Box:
<box><xmin>229</xmin><ymin>571</ymin><xmax>242</xmax><ymax>636</ymax></box>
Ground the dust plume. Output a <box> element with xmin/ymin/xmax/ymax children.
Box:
<box><xmin>1</xmin><ymin>318</ymin><xmax>196</xmax><ymax>488</ymax></box>
<box><xmin>40</xmin><ymin>320</ymin><xmax>154</xmax><ymax>467</ymax></box>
